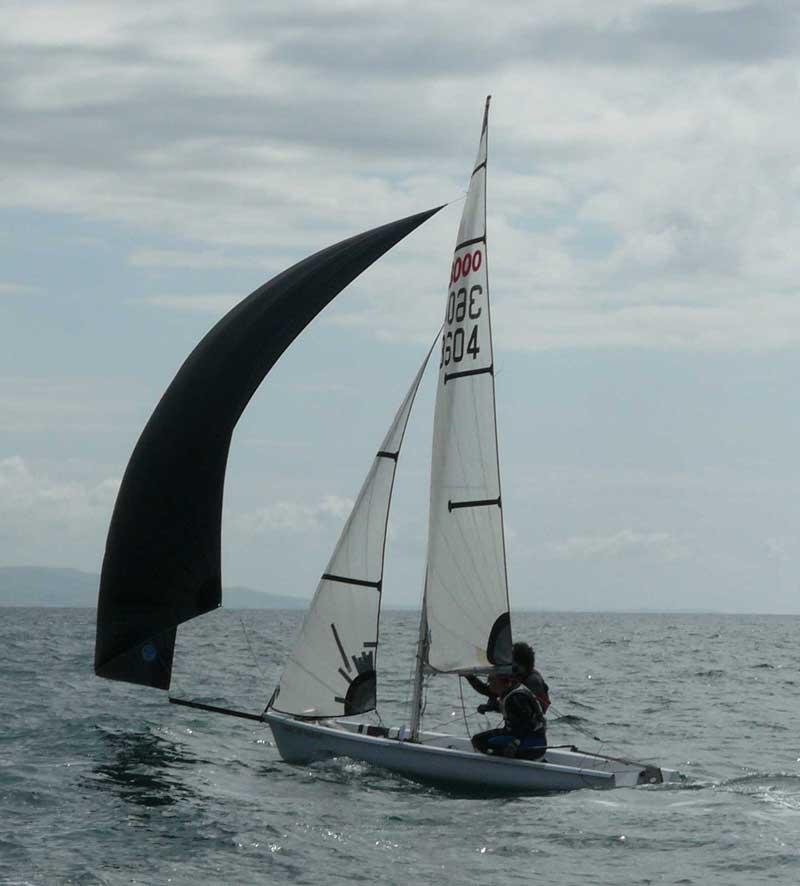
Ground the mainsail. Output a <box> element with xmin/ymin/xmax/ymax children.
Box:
<box><xmin>94</xmin><ymin>207</ymin><xmax>443</xmax><ymax>691</ymax></box>
<box><xmin>423</xmin><ymin>97</ymin><xmax>512</xmax><ymax>673</ymax></box>
<box><xmin>272</xmin><ymin>345</ymin><xmax>433</xmax><ymax>718</ymax></box>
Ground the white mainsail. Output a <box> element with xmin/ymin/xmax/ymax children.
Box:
<box><xmin>423</xmin><ymin>97</ymin><xmax>512</xmax><ymax>673</ymax></box>
<box><xmin>272</xmin><ymin>348</ymin><xmax>431</xmax><ymax>718</ymax></box>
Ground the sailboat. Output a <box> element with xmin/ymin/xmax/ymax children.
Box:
<box><xmin>96</xmin><ymin>98</ymin><xmax>677</xmax><ymax>792</ymax></box>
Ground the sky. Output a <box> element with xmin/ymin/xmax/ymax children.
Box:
<box><xmin>2</xmin><ymin>0</ymin><xmax>800</xmax><ymax>613</ymax></box>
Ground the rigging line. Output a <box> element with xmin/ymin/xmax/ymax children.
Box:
<box><xmin>575</xmin><ymin>747</ymin><xmax>660</xmax><ymax>769</ymax></box>
<box><xmin>424</xmin><ymin>711</ymin><xmax>461</xmax><ymax>732</ymax></box>
<box><xmin>405</xmin><ymin>572</ymin><xmax>429</xmax><ymax>725</ymax></box>
<box><xmin>420</xmin><ymin>672</ymin><xmax>431</xmax><ymax>727</ymax></box>
<box><xmin>239</xmin><ymin>616</ymin><xmax>267</xmax><ymax>681</ymax></box>
<box><xmin>282</xmin><ymin>653</ymin><xmax>342</xmax><ymax>695</ymax></box>
<box><xmin>458</xmin><ymin>675</ymin><xmax>472</xmax><ymax>740</ymax></box>
<box><xmin>548</xmin><ymin>701</ymin><xmax>604</xmax><ymax>743</ymax></box>
<box><xmin>402</xmin><ymin>649</ymin><xmax>417</xmax><ymax>719</ymax></box>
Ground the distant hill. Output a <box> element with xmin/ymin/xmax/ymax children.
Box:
<box><xmin>0</xmin><ymin>566</ymin><xmax>99</xmax><ymax>607</ymax></box>
<box><xmin>220</xmin><ymin>585</ymin><xmax>308</xmax><ymax>610</ymax></box>
<box><xmin>0</xmin><ymin>566</ymin><xmax>308</xmax><ymax>610</ymax></box>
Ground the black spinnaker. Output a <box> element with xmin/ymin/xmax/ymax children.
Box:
<box><xmin>95</xmin><ymin>206</ymin><xmax>443</xmax><ymax>690</ymax></box>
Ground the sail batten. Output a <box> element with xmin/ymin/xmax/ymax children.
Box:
<box><xmin>272</xmin><ymin>342</ymin><xmax>434</xmax><ymax>718</ymax></box>
<box><xmin>422</xmin><ymin>96</ymin><xmax>513</xmax><ymax>674</ymax></box>
<box><xmin>94</xmin><ymin>206</ymin><xmax>443</xmax><ymax>691</ymax></box>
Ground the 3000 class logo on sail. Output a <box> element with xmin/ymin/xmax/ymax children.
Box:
<box><xmin>330</xmin><ymin>622</ymin><xmax>376</xmax><ymax>715</ymax></box>
<box><xmin>440</xmin><ymin>246</ymin><xmax>485</xmax><ymax>371</ymax></box>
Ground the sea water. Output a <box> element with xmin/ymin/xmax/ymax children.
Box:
<box><xmin>1</xmin><ymin>607</ymin><xmax>798</xmax><ymax>885</ymax></box>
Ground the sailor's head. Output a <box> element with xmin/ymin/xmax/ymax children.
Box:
<box><xmin>512</xmin><ymin>641</ymin><xmax>535</xmax><ymax>676</ymax></box>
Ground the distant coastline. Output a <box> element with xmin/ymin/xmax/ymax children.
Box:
<box><xmin>0</xmin><ymin>566</ymin><xmax>309</xmax><ymax>610</ymax></box>
<box><xmin>0</xmin><ymin>566</ymin><xmax>794</xmax><ymax>615</ymax></box>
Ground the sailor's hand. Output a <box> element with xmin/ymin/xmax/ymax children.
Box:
<box><xmin>477</xmin><ymin>704</ymin><xmax>491</xmax><ymax>715</ymax></box>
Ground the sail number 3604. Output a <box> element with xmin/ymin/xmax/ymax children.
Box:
<box><xmin>440</xmin><ymin>283</ymin><xmax>482</xmax><ymax>368</ymax></box>
<box><xmin>440</xmin><ymin>324</ymin><xmax>480</xmax><ymax>368</ymax></box>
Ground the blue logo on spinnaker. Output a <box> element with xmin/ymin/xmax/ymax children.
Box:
<box><xmin>141</xmin><ymin>642</ymin><xmax>157</xmax><ymax>662</ymax></box>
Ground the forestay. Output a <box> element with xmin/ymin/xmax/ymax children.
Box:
<box><xmin>423</xmin><ymin>97</ymin><xmax>512</xmax><ymax>673</ymax></box>
<box><xmin>272</xmin><ymin>347</ymin><xmax>432</xmax><ymax>718</ymax></box>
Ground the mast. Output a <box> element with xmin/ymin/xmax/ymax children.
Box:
<box><xmin>409</xmin><ymin>586</ymin><xmax>429</xmax><ymax>741</ymax></box>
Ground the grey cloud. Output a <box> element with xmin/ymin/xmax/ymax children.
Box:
<box><xmin>243</xmin><ymin>3</ymin><xmax>799</xmax><ymax>79</ymax></box>
<box><xmin>128</xmin><ymin>248</ymin><xmax>261</xmax><ymax>269</ymax></box>
<box><xmin>0</xmin><ymin>41</ymin><xmax>453</xmax><ymax>173</ymax></box>
<box><xmin>3</xmin><ymin>1</ymin><xmax>800</xmax><ymax>350</ymax></box>
<box><xmin>0</xmin><ymin>376</ymin><xmax>146</xmax><ymax>433</ymax></box>
<box><xmin>543</xmin><ymin>529</ymin><xmax>690</xmax><ymax>561</ymax></box>
<box><xmin>0</xmin><ymin>282</ymin><xmax>39</xmax><ymax>296</ymax></box>
<box><xmin>641</xmin><ymin>2</ymin><xmax>798</xmax><ymax>63</ymax></box>
<box><xmin>136</xmin><ymin>293</ymin><xmax>240</xmax><ymax>313</ymax></box>
<box><xmin>268</xmin><ymin>27</ymin><xmax>484</xmax><ymax>79</ymax></box>
<box><xmin>521</xmin><ymin>2</ymin><xmax>798</xmax><ymax>66</ymax></box>
<box><xmin>231</xmin><ymin>495</ymin><xmax>353</xmax><ymax>535</ymax></box>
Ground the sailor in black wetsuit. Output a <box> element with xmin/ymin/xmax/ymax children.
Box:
<box><xmin>470</xmin><ymin>674</ymin><xmax>547</xmax><ymax>760</ymax></box>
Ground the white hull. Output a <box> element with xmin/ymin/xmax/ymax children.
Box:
<box><xmin>265</xmin><ymin>710</ymin><xmax>678</xmax><ymax>793</ymax></box>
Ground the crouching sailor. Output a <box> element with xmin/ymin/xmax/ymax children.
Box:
<box><xmin>471</xmin><ymin>674</ymin><xmax>547</xmax><ymax>760</ymax></box>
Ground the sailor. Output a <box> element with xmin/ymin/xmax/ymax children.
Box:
<box><xmin>466</xmin><ymin>641</ymin><xmax>551</xmax><ymax>714</ymax></box>
<box><xmin>470</xmin><ymin>674</ymin><xmax>547</xmax><ymax>760</ymax></box>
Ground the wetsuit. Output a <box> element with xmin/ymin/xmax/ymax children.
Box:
<box><xmin>471</xmin><ymin>684</ymin><xmax>547</xmax><ymax>761</ymax></box>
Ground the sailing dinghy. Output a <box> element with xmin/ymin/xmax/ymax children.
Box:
<box><xmin>96</xmin><ymin>99</ymin><xmax>678</xmax><ymax>793</ymax></box>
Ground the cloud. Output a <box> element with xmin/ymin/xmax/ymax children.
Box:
<box><xmin>764</xmin><ymin>537</ymin><xmax>791</xmax><ymax>561</ymax></box>
<box><xmin>4</xmin><ymin>1</ymin><xmax>800</xmax><ymax>612</ymax></box>
<box><xmin>543</xmin><ymin>528</ymin><xmax>689</xmax><ymax>561</ymax></box>
<box><xmin>136</xmin><ymin>294</ymin><xmax>241</xmax><ymax>313</ymax></box>
<box><xmin>2</xmin><ymin>0</ymin><xmax>800</xmax><ymax>355</ymax></box>
<box><xmin>518</xmin><ymin>3</ymin><xmax>797</xmax><ymax>66</ymax></box>
<box><xmin>0</xmin><ymin>455</ymin><xmax>120</xmax><ymax>547</ymax></box>
<box><xmin>0</xmin><ymin>377</ymin><xmax>145</xmax><ymax>433</ymax></box>
<box><xmin>0</xmin><ymin>282</ymin><xmax>39</xmax><ymax>296</ymax></box>
<box><xmin>231</xmin><ymin>494</ymin><xmax>354</xmax><ymax>535</ymax></box>
<box><xmin>239</xmin><ymin>437</ymin><xmax>313</xmax><ymax>450</ymax></box>
<box><xmin>128</xmin><ymin>248</ymin><xmax>261</xmax><ymax>269</ymax></box>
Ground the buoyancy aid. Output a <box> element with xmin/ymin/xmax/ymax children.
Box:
<box><xmin>500</xmin><ymin>683</ymin><xmax>546</xmax><ymax>737</ymax></box>
<box><xmin>523</xmin><ymin>669</ymin><xmax>551</xmax><ymax>713</ymax></box>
